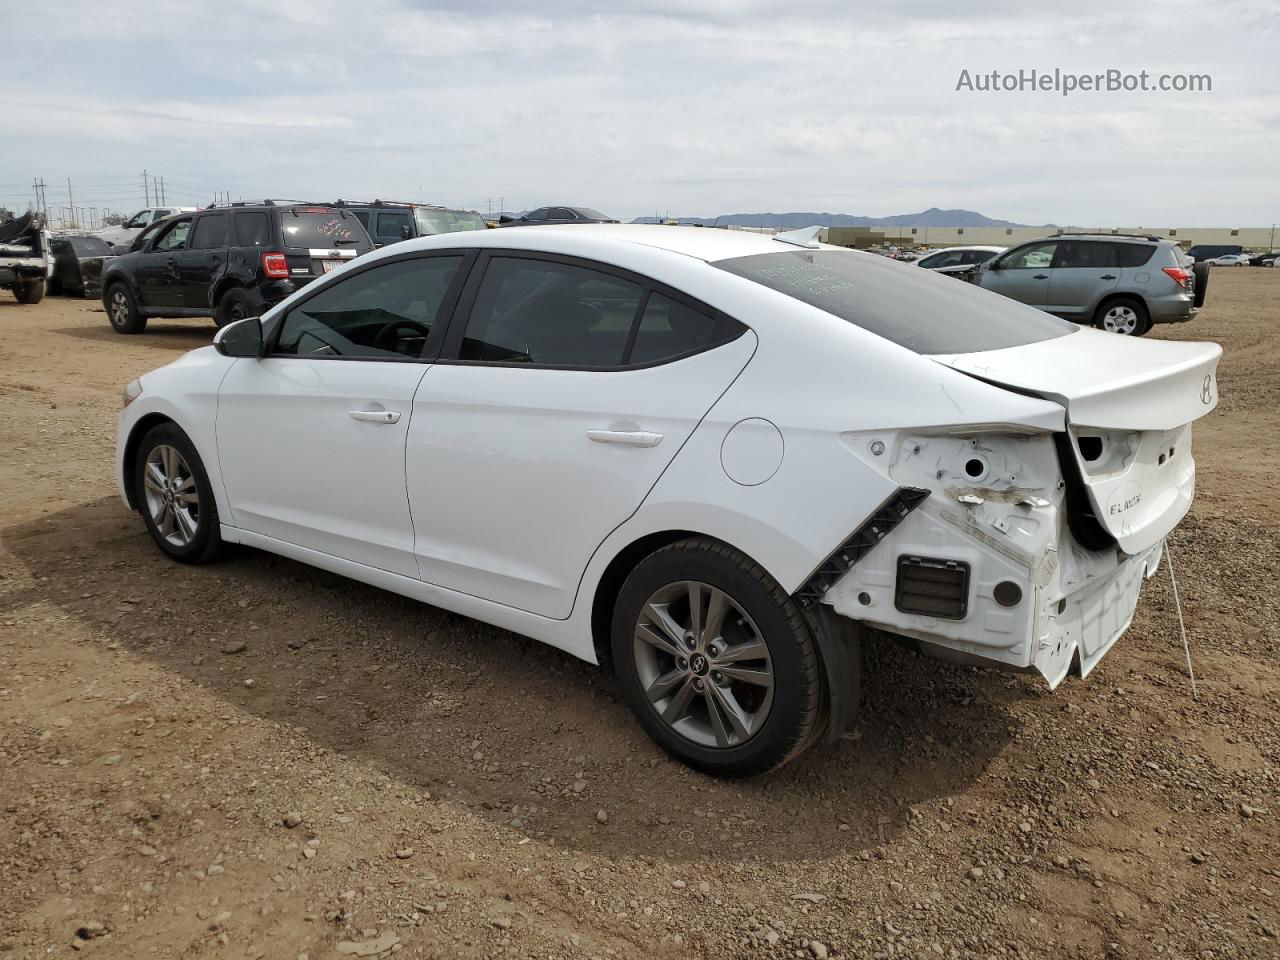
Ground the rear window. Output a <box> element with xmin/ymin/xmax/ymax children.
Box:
<box><xmin>69</xmin><ymin>236</ymin><xmax>113</xmax><ymax>256</ymax></box>
<box><xmin>278</xmin><ymin>208</ymin><xmax>370</xmax><ymax>250</ymax></box>
<box><xmin>1112</xmin><ymin>243</ymin><xmax>1156</xmax><ymax>268</ymax></box>
<box><xmin>414</xmin><ymin>208</ymin><xmax>488</xmax><ymax>236</ymax></box>
<box><xmin>715</xmin><ymin>249</ymin><xmax>1076</xmax><ymax>355</ymax></box>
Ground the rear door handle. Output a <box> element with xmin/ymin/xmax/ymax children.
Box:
<box><xmin>1100</xmin><ymin>274</ymin><xmax>1117</xmax><ymax>280</ymax></box>
<box><xmin>349</xmin><ymin>409</ymin><xmax>401</xmax><ymax>424</ymax></box>
<box><xmin>1033</xmin><ymin>273</ymin><xmax>1048</xmax><ymax>279</ymax></box>
<box><xmin>587</xmin><ymin>429</ymin><xmax>663</xmax><ymax>447</ymax></box>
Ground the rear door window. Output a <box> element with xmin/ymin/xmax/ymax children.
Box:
<box><xmin>278</xmin><ymin>207</ymin><xmax>369</xmax><ymax>251</ymax></box>
<box><xmin>1112</xmin><ymin>243</ymin><xmax>1156</xmax><ymax>268</ymax></box>
<box><xmin>1053</xmin><ymin>241</ymin><xmax>1116</xmax><ymax>268</ymax></box>
<box><xmin>628</xmin><ymin>293</ymin><xmax>745</xmax><ymax>365</ymax></box>
<box><xmin>374</xmin><ymin>210</ymin><xmax>413</xmax><ymax>243</ymax></box>
<box><xmin>189</xmin><ymin>214</ymin><xmax>230</xmax><ymax>250</ymax></box>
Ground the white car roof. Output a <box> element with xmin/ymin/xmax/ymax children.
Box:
<box><xmin>405</xmin><ymin>223</ymin><xmax>819</xmax><ymax>263</ymax></box>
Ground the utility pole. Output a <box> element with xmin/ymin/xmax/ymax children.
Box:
<box><xmin>143</xmin><ymin>169</ymin><xmax>150</xmax><ymax>206</ymax></box>
<box><xmin>160</xmin><ymin>176</ymin><xmax>166</xmax><ymax>205</ymax></box>
<box><xmin>66</xmin><ymin>178</ymin><xmax>75</xmax><ymax>229</ymax></box>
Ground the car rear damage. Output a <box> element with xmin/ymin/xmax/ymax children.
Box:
<box><xmin>817</xmin><ymin>328</ymin><xmax>1221</xmax><ymax>688</ymax></box>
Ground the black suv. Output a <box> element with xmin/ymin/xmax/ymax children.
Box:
<box><xmin>101</xmin><ymin>202</ymin><xmax>373</xmax><ymax>334</ymax></box>
<box><xmin>332</xmin><ymin>200</ymin><xmax>489</xmax><ymax>248</ymax></box>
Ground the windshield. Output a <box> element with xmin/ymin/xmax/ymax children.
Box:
<box><xmin>715</xmin><ymin>249</ymin><xmax>1076</xmax><ymax>355</ymax></box>
<box><xmin>414</xmin><ymin>208</ymin><xmax>487</xmax><ymax>235</ymax></box>
<box><xmin>278</xmin><ymin>207</ymin><xmax>371</xmax><ymax>250</ymax></box>
<box><xmin>576</xmin><ymin>208</ymin><xmax>611</xmax><ymax>220</ymax></box>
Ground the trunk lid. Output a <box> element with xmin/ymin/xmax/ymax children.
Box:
<box><xmin>931</xmin><ymin>328</ymin><xmax>1221</xmax><ymax>553</ymax></box>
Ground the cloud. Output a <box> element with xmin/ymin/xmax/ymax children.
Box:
<box><xmin>1</xmin><ymin>0</ymin><xmax>1276</xmax><ymax>224</ymax></box>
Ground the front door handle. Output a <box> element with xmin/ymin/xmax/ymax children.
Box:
<box><xmin>1100</xmin><ymin>274</ymin><xmax>1117</xmax><ymax>280</ymax></box>
<box><xmin>349</xmin><ymin>409</ymin><xmax>401</xmax><ymax>424</ymax></box>
<box><xmin>1033</xmin><ymin>273</ymin><xmax>1048</xmax><ymax>279</ymax></box>
<box><xmin>587</xmin><ymin>429</ymin><xmax>663</xmax><ymax>448</ymax></box>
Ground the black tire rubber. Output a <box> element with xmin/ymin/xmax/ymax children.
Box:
<box><xmin>133</xmin><ymin>422</ymin><xmax>224</xmax><ymax>564</ymax></box>
<box><xmin>13</xmin><ymin>278</ymin><xmax>45</xmax><ymax>304</ymax></box>
<box><xmin>106</xmin><ymin>283</ymin><xmax>146</xmax><ymax>334</ymax></box>
<box><xmin>1192</xmin><ymin>261</ymin><xmax>1210</xmax><ymax>308</ymax></box>
<box><xmin>1093</xmin><ymin>295</ymin><xmax>1150</xmax><ymax>336</ymax></box>
<box><xmin>611</xmin><ymin>536</ymin><xmax>826</xmax><ymax>778</ymax></box>
<box><xmin>215</xmin><ymin>287</ymin><xmax>257</xmax><ymax>329</ymax></box>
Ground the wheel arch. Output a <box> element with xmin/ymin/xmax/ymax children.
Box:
<box><xmin>1093</xmin><ymin>291</ymin><xmax>1150</xmax><ymax>325</ymax></box>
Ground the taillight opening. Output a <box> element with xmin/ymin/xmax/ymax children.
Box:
<box><xmin>261</xmin><ymin>252</ymin><xmax>289</xmax><ymax>278</ymax></box>
<box><xmin>1162</xmin><ymin>266</ymin><xmax>1190</xmax><ymax>288</ymax></box>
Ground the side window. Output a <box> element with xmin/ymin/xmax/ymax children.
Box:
<box><xmin>275</xmin><ymin>256</ymin><xmax>463</xmax><ymax>360</ymax></box>
<box><xmin>459</xmin><ymin>258</ymin><xmax>643</xmax><ymax>366</ymax></box>
<box><xmin>930</xmin><ymin>251</ymin><xmax>963</xmax><ymax>268</ymax></box>
<box><xmin>152</xmin><ymin>219</ymin><xmax>192</xmax><ymax>252</ymax></box>
<box><xmin>125</xmin><ymin>211</ymin><xmax>150</xmax><ymax>229</ymax></box>
<box><xmin>629</xmin><ymin>293</ymin><xmax>745</xmax><ymax>365</ymax></box>
<box><xmin>998</xmin><ymin>242</ymin><xmax>1057</xmax><ymax>270</ymax></box>
<box><xmin>375</xmin><ymin>211</ymin><xmax>413</xmax><ymax>242</ymax></box>
<box><xmin>1113</xmin><ymin>243</ymin><xmax>1156</xmax><ymax>268</ymax></box>
<box><xmin>189</xmin><ymin>214</ymin><xmax>229</xmax><ymax>250</ymax></box>
<box><xmin>964</xmin><ymin>250</ymin><xmax>996</xmax><ymax>265</ymax></box>
<box><xmin>233</xmin><ymin>212</ymin><xmax>270</xmax><ymax>246</ymax></box>
<box><xmin>1054</xmin><ymin>240</ymin><xmax>1116</xmax><ymax>269</ymax></box>
<box><xmin>524</xmin><ymin>208</ymin><xmax>548</xmax><ymax>222</ymax></box>
<box><xmin>153</xmin><ymin>209</ymin><xmax>173</xmax><ymax>220</ymax></box>
<box><xmin>548</xmin><ymin>208</ymin><xmax>575</xmax><ymax>220</ymax></box>
<box><xmin>353</xmin><ymin>211</ymin><xmax>370</xmax><ymax>230</ymax></box>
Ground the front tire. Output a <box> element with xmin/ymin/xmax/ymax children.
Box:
<box><xmin>611</xmin><ymin>537</ymin><xmax>825</xmax><ymax>777</ymax></box>
<box><xmin>106</xmin><ymin>283</ymin><xmax>146</xmax><ymax>334</ymax></box>
<box><xmin>13</xmin><ymin>278</ymin><xmax>45</xmax><ymax>304</ymax></box>
<box><xmin>133</xmin><ymin>423</ymin><xmax>224</xmax><ymax>564</ymax></box>
<box><xmin>1094</xmin><ymin>296</ymin><xmax>1150</xmax><ymax>336</ymax></box>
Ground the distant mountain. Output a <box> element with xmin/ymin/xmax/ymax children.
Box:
<box><xmin>631</xmin><ymin>208</ymin><xmax>1049</xmax><ymax>229</ymax></box>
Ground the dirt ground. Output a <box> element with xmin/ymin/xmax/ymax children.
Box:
<box><xmin>1</xmin><ymin>271</ymin><xmax>1278</xmax><ymax>960</ymax></box>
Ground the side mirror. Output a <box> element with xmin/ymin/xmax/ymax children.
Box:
<box><xmin>214</xmin><ymin>316</ymin><xmax>263</xmax><ymax>358</ymax></box>
<box><xmin>400</xmin><ymin>224</ymin><xmax>412</xmax><ymax>240</ymax></box>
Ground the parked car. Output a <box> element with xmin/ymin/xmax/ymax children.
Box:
<box><xmin>915</xmin><ymin>245</ymin><xmax>1004</xmax><ymax>279</ymax></box>
<box><xmin>0</xmin><ymin>211</ymin><xmax>52</xmax><ymax>304</ymax></box>
<box><xmin>101</xmin><ymin>202</ymin><xmax>373</xmax><ymax>334</ymax></box>
<box><xmin>974</xmin><ymin>234</ymin><xmax>1205</xmax><ymax>336</ymax></box>
<box><xmin>48</xmin><ymin>234</ymin><xmax>116</xmax><ymax>298</ymax></box>
<box><xmin>117</xmin><ymin>224</ymin><xmax>1221</xmax><ymax>776</ymax></box>
<box><xmin>1205</xmin><ymin>253</ymin><xmax>1250</xmax><ymax>267</ymax></box>
<box><xmin>334</xmin><ymin>201</ymin><xmax>488</xmax><ymax>248</ymax></box>
<box><xmin>1185</xmin><ymin>243</ymin><xmax>1243</xmax><ymax>263</ymax></box>
<box><xmin>497</xmin><ymin>206</ymin><xmax>620</xmax><ymax>227</ymax></box>
<box><xmin>97</xmin><ymin>206</ymin><xmax>196</xmax><ymax>251</ymax></box>
<box><xmin>1246</xmin><ymin>251</ymin><xmax>1280</xmax><ymax>267</ymax></box>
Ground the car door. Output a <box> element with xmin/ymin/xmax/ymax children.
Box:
<box><xmin>215</xmin><ymin>252</ymin><xmax>471</xmax><ymax>577</ymax></box>
<box><xmin>405</xmin><ymin>252</ymin><xmax>755</xmax><ymax>619</ymax></box>
<box><xmin>134</xmin><ymin>216</ymin><xmax>193</xmax><ymax>308</ymax></box>
<box><xmin>176</xmin><ymin>213</ymin><xmax>230</xmax><ymax>309</ymax></box>
<box><xmin>978</xmin><ymin>241</ymin><xmax>1057</xmax><ymax>309</ymax></box>
<box><xmin>1045</xmin><ymin>240</ymin><xmax>1120</xmax><ymax>319</ymax></box>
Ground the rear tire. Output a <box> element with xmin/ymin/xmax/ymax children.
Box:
<box><xmin>13</xmin><ymin>278</ymin><xmax>45</xmax><ymax>304</ymax></box>
<box><xmin>1094</xmin><ymin>296</ymin><xmax>1149</xmax><ymax>336</ymax></box>
<box><xmin>215</xmin><ymin>287</ymin><xmax>257</xmax><ymax>329</ymax></box>
<box><xmin>133</xmin><ymin>422</ymin><xmax>224</xmax><ymax>564</ymax></box>
<box><xmin>611</xmin><ymin>537</ymin><xmax>826</xmax><ymax>777</ymax></box>
<box><xmin>1193</xmin><ymin>261</ymin><xmax>1210</xmax><ymax>307</ymax></box>
<box><xmin>106</xmin><ymin>283</ymin><xmax>146</xmax><ymax>334</ymax></box>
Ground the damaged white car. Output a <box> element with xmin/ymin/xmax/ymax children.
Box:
<box><xmin>115</xmin><ymin>224</ymin><xmax>1220</xmax><ymax>776</ymax></box>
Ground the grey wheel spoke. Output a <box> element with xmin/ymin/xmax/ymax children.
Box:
<box><xmin>174</xmin><ymin>474</ymin><xmax>196</xmax><ymax>494</ymax></box>
<box><xmin>706</xmin><ymin>683</ymin><xmax>752</xmax><ymax>744</ymax></box>
<box><xmin>143</xmin><ymin>466</ymin><xmax>165</xmax><ymax>496</ymax></box>
<box><xmin>175</xmin><ymin>491</ymin><xmax>199</xmax><ymax>506</ymax></box>
<box><xmin>712</xmin><ymin>638</ymin><xmax>768</xmax><ymax>664</ymax></box>
<box><xmin>661</xmin><ymin>677</ymin><xmax>697</xmax><ymax>724</ymax></box>
<box><xmin>157</xmin><ymin>504</ymin><xmax>176</xmax><ymax>537</ymax></box>
<box><xmin>173</xmin><ymin>506</ymin><xmax>196</xmax><ymax>542</ymax></box>
<box><xmin>701</xmin><ymin>587</ymin><xmax>728</xmax><ymax>645</ymax></box>
<box><xmin>645</xmin><ymin>667</ymin><xmax>687</xmax><ymax>703</ymax></box>
<box><xmin>687</xmin><ymin>582</ymin><xmax>703</xmax><ymax>644</ymax></box>
<box><xmin>638</xmin><ymin>603</ymin><xmax>685</xmax><ymax>656</ymax></box>
<box><xmin>715</xmin><ymin>664</ymin><xmax>773</xmax><ymax>687</ymax></box>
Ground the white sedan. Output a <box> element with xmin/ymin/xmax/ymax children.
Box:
<box><xmin>1206</xmin><ymin>253</ymin><xmax>1250</xmax><ymax>266</ymax></box>
<box><xmin>117</xmin><ymin>224</ymin><xmax>1221</xmax><ymax>776</ymax></box>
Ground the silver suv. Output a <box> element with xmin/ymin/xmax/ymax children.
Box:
<box><xmin>974</xmin><ymin>233</ymin><xmax>1206</xmax><ymax>336</ymax></box>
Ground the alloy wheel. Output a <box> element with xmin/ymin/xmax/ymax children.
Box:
<box><xmin>632</xmin><ymin>580</ymin><xmax>774</xmax><ymax>748</ymax></box>
<box><xmin>110</xmin><ymin>290</ymin><xmax>129</xmax><ymax>327</ymax></box>
<box><xmin>143</xmin><ymin>444</ymin><xmax>200</xmax><ymax>547</ymax></box>
<box><xmin>1101</xmin><ymin>305</ymin><xmax>1139</xmax><ymax>335</ymax></box>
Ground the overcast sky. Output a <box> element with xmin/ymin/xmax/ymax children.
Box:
<box><xmin>2</xmin><ymin>0</ymin><xmax>1276</xmax><ymax>225</ymax></box>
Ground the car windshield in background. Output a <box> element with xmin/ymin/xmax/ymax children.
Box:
<box><xmin>715</xmin><ymin>249</ymin><xmax>1076</xmax><ymax>355</ymax></box>
<box><xmin>414</xmin><ymin>208</ymin><xmax>488</xmax><ymax>235</ymax></box>
<box><xmin>576</xmin><ymin>208</ymin><xmax>610</xmax><ymax>220</ymax></box>
<box><xmin>278</xmin><ymin>208</ymin><xmax>368</xmax><ymax>249</ymax></box>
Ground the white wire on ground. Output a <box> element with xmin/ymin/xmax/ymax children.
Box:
<box><xmin>1165</xmin><ymin>538</ymin><xmax>1197</xmax><ymax>700</ymax></box>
